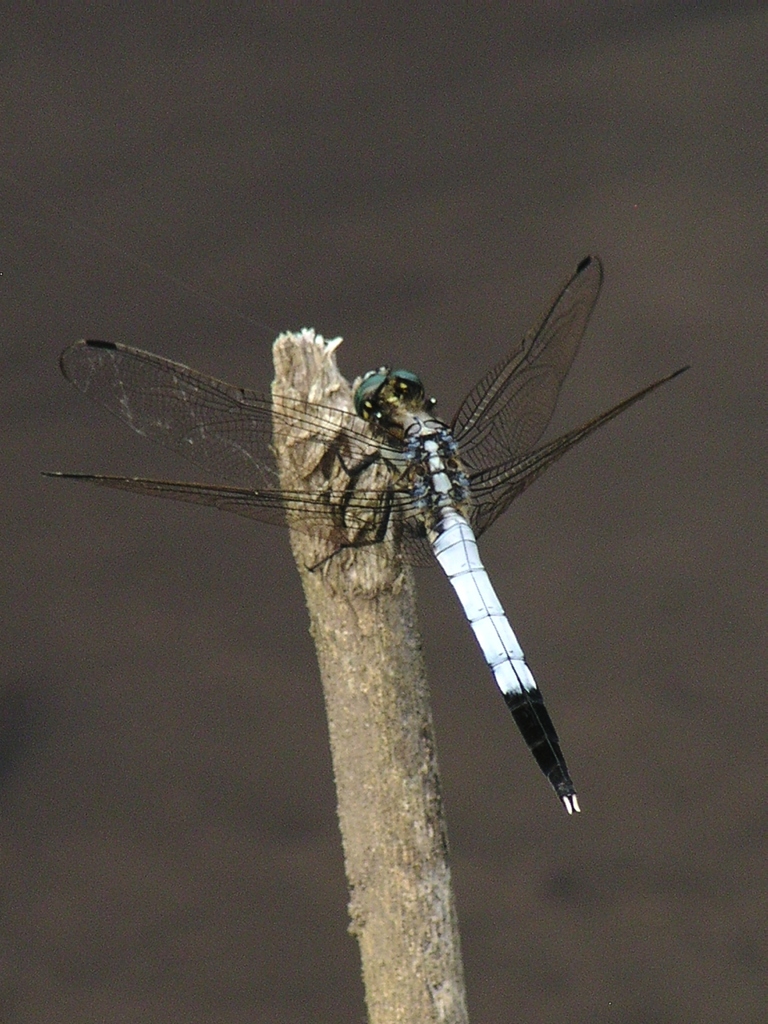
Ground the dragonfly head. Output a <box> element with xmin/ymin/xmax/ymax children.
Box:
<box><xmin>354</xmin><ymin>368</ymin><xmax>436</xmax><ymax>429</ymax></box>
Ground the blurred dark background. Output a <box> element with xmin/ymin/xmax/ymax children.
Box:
<box><xmin>1</xmin><ymin>4</ymin><xmax>765</xmax><ymax>1022</ymax></box>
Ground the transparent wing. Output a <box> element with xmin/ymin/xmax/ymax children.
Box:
<box><xmin>468</xmin><ymin>368</ymin><xmax>688</xmax><ymax>537</ymax></box>
<box><xmin>45</xmin><ymin>469</ymin><xmax>437</xmax><ymax>565</ymax></box>
<box><xmin>44</xmin><ymin>473</ymin><xmax>347</xmax><ymax>528</ymax></box>
<box><xmin>452</xmin><ymin>255</ymin><xmax>603</xmax><ymax>469</ymax></box>
<box><xmin>59</xmin><ymin>339</ymin><xmax>401</xmax><ymax>491</ymax></box>
<box><xmin>54</xmin><ymin>341</ymin><xmax>436</xmax><ymax>557</ymax></box>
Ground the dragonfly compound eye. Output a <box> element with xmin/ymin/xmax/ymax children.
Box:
<box><xmin>389</xmin><ymin>370</ymin><xmax>425</xmax><ymax>404</ymax></box>
<box><xmin>354</xmin><ymin>369</ymin><xmax>389</xmax><ymax>418</ymax></box>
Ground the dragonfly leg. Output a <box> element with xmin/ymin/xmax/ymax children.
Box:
<box><xmin>334</xmin><ymin>447</ymin><xmax>381</xmax><ymax>479</ymax></box>
<box><xmin>306</xmin><ymin>485</ymin><xmax>395</xmax><ymax>573</ymax></box>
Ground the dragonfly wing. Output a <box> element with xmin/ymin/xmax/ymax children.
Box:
<box><xmin>59</xmin><ymin>340</ymin><xmax>381</xmax><ymax>490</ymax></box>
<box><xmin>397</xmin><ymin>513</ymin><xmax>434</xmax><ymax>566</ymax></box>
<box><xmin>452</xmin><ymin>255</ymin><xmax>603</xmax><ymax>469</ymax></box>
<box><xmin>44</xmin><ymin>472</ymin><xmax>292</xmax><ymax>527</ymax></box>
<box><xmin>468</xmin><ymin>367</ymin><xmax>689</xmax><ymax>537</ymax></box>
<box><xmin>44</xmin><ymin>471</ymin><xmax>413</xmax><ymax>542</ymax></box>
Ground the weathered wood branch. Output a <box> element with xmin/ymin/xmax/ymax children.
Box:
<box><xmin>272</xmin><ymin>330</ymin><xmax>469</xmax><ymax>1024</ymax></box>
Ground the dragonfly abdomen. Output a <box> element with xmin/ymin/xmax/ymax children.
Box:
<box><xmin>430</xmin><ymin>508</ymin><xmax>580</xmax><ymax>814</ymax></box>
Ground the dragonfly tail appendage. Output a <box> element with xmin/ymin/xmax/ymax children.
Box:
<box><xmin>501</xmin><ymin>688</ymin><xmax>580</xmax><ymax>814</ymax></box>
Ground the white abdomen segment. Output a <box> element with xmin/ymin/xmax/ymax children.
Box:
<box><xmin>431</xmin><ymin>514</ymin><xmax>537</xmax><ymax>695</ymax></box>
<box><xmin>431</xmin><ymin>509</ymin><xmax>579</xmax><ymax>813</ymax></box>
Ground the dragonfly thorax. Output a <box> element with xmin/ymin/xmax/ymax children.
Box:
<box><xmin>404</xmin><ymin>429</ymin><xmax>472</xmax><ymax>525</ymax></box>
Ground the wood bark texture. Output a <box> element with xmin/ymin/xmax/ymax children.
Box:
<box><xmin>271</xmin><ymin>330</ymin><xmax>469</xmax><ymax>1024</ymax></box>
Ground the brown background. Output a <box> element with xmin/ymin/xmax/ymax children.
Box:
<box><xmin>1</xmin><ymin>4</ymin><xmax>766</xmax><ymax>1022</ymax></box>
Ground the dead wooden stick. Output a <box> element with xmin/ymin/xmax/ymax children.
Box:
<box><xmin>272</xmin><ymin>329</ymin><xmax>469</xmax><ymax>1024</ymax></box>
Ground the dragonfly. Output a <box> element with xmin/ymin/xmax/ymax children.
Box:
<box><xmin>47</xmin><ymin>255</ymin><xmax>687</xmax><ymax>813</ymax></box>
